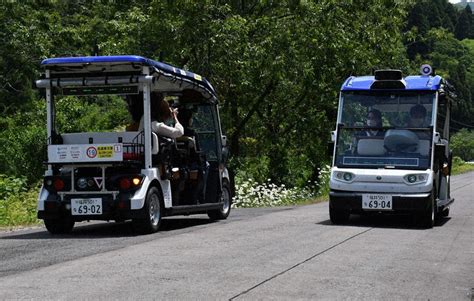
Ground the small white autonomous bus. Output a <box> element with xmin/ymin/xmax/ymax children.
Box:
<box><xmin>329</xmin><ymin>66</ymin><xmax>455</xmax><ymax>228</ymax></box>
<box><xmin>36</xmin><ymin>55</ymin><xmax>231</xmax><ymax>234</ymax></box>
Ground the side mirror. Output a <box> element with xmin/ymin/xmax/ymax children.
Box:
<box><xmin>222</xmin><ymin>146</ymin><xmax>229</xmax><ymax>163</ymax></box>
<box><xmin>438</xmin><ymin>92</ymin><xmax>446</xmax><ymax>104</ymax></box>
<box><xmin>434</xmin><ymin>143</ymin><xmax>446</xmax><ymax>160</ymax></box>
<box><xmin>433</xmin><ymin>132</ymin><xmax>440</xmax><ymax>144</ymax></box>
<box><xmin>221</xmin><ymin>135</ymin><xmax>227</xmax><ymax>147</ymax></box>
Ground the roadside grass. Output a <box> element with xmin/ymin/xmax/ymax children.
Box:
<box><xmin>0</xmin><ymin>183</ymin><xmax>41</xmax><ymax>229</ymax></box>
<box><xmin>451</xmin><ymin>157</ymin><xmax>474</xmax><ymax>175</ymax></box>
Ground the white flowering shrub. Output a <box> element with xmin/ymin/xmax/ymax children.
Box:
<box><xmin>233</xmin><ymin>165</ymin><xmax>331</xmax><ymax>208</ymax></box>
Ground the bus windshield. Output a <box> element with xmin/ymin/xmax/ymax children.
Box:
<box><xmin>335</xmin><ymin>91</ymin><xmax>436</xmax><ymax>170</ymax></box>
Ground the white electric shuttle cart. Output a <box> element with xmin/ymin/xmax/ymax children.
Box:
<box><xmin>329</xmin><ymin>66</ymin><xmax>455</xmax><ymax>228</ymax></box>
<box><xmin>36</xmin><ymin>55</ymin><xmax>231</xmax><ymax>234</ymax></box>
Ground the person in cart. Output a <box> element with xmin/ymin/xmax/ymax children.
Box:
<box><xmin>138</xmin><ymin>92</ymin><xmax>183</xmax><ymax>138</ymax></box>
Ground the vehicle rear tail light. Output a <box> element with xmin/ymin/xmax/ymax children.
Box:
<box><xmin>119</xmin><ymin>178</ymin><xmax>131</xmax><ymax>190</ymax></box>
<box><xmin>53</xmin><ymin>178</ymin><xmax>65</xmax><ymax>191</ymax></box>
<box><xmin>117</xmin><ymin>175</ymin><xmax>144</xmax><ymax>192</ymax></box>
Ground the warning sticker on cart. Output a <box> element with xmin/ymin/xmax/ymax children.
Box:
<box><xmin>48</xmin><ymin>144</ymin><xmax>123</xmax><ymax>163</ymax></box>
<box><xmin>97</xmin><ymin>146</ymin><xmax>113</xmax><ymax>158</ymax></box>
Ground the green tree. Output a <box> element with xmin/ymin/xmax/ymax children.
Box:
<box><xmin>455</xmin><ymin>5</ymin><xmax>472</xmax><ymax>40</ymax></box>
<box><xmin>450</xmin><ymin>128</ymin><xmax>474</xmax><ymax>161</ymax></box>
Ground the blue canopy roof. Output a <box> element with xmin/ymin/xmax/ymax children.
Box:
<box><xmin>341</xmin><ymin>75</ymin><xmax>443</xmax><ymax>92</ymax></box>
<box><xmin>41</xmin><ymin>55</ymin><xmax>216</xmax><ymax>98</ymax></box>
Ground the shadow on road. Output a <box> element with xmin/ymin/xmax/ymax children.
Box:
<box><xmin>317</xmin><ymin>214</ymin><xmax>451</xmax><ymax>230</ymax></box>
<box><xmin>0</xmin><ymin>217</ymin><xmax>215</xmax><ymax>240</ymax></box>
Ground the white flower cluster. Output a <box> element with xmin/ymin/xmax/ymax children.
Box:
<box><xmin>233</xmin><ymin>165</ymin><xmax>331</xmax><ymax>208</ymax></box>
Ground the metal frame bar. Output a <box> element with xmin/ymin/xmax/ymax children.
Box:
<box><xmin>36</xmin><ymin>75</ymin><xmax>153</xmax><ymax>88</ymax></box>
<box><xmin>142</xmin><ymin>67</ymin><xmax>152</xmax><ymax>169</ymax></box>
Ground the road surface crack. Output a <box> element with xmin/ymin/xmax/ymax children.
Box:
<box><xmin>229</xmin><ymin>228</ymin><xmax>372</xmax><ymax>300</ymax></box>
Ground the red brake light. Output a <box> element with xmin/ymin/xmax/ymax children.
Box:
<box><xmin>53</xmin><ymin>178</ymin><xmax>65</xmax><ymax>191</ymax></box>
<box><xmin>119</xmin><ymin>178</ymin><xmax>131</xmax><ymax>190</ymax></box>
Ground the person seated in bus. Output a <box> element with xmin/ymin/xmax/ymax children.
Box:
<box><xmin>138</xmin><ymin>92</ymin><xmax>184</xmax><ymax>139</ymax></box>
<box><xmin>407</xmin><ymin>104</ymin><xmax>430</xmax><ymax>141</ymax></box>
<box><xmin>407</xmin><ymin>104</ymin><xmax>427</xmax><ymax>128</ymax></box>
<box><xmin>361</xmin><ymin>109</ymin><xmax>384</xmax><ymax>137</ymax></box>
<box><xmin>177</xmin><ymin>108</ymin><xmax>199</xmax><ymax>150</ymax></box>
<box><xmin>351</xmin><ymin>109</ymin><xmax>384</xmax><ymax>155</ymax></box>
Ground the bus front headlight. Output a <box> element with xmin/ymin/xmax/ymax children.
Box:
<box><xmin>404</xmin><ymin>174</ymin><xmax>428</xmax><ymax>185</ymax></box>
<box><xmin>334</xmin><ymin>171</ymin><xmax>355</xmax><ymax>183</ymax></box>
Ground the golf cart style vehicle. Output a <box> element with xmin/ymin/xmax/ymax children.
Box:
<box><xmin>329</xmin><ymin>65</ymin><xmax>455</xmax><ymax>228</ymax></box>
<box><xmin>36</xmin><ymin>55</ymin><xmax>231</xmax><ymax>234</ymax></box>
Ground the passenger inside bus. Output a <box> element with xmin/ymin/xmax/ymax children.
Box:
<box><xmin>407</xmin><ymin>104</ymin><xmax>427</xmax><ymax>128</ymax></box>
<box><xmin>137</xmin><ymin>92</ymin><xmax>184</xmax><ymax>139</ymax></box>
<box><xmin>351</xmin><ymin>109</ymin><xmax>385</xmax><ymax>155</ymax></box>
<box><xmin>361</xmin><ymin>109</ymin><xmax>384</xmax><ymax>137</ymax></box>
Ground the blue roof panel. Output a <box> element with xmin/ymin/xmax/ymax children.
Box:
<box><xmin>41</xmin><ymin>55</ymin><xmax>216</xmax><ymax>97</ymax></box>
<box><xmin>341</xmin><ymin>75</ymin><xmax>443</xmax><ymax>91</ymax></box>
<box><xmin>41</xmin><ymin>55</ymin><xmax>148</xmax><ymax>65</ymax></box>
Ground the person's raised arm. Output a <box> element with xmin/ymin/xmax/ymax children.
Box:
<box><xmin>151</xmin><ymin>108</ymin><xmax>184</xmax><ymax>138</ymax></box>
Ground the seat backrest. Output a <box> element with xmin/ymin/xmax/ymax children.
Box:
<box><xmin>151</xmin><ymin>133</ymin><xmax>159</xmax><ymax>155</ymax></box>
<box><xmin>62</xmin><ymin>131</ymin><xmax>141</xmax><ymax>144</ymax></box>
<box><xmin>417</xmin><ymin>139</ymin><xmax>431</xmax><ymax>156</ymax></box>
<box><xmin>176</xmin><ymin>136</ymin><xmax>196</xmax><ymax>150</ymax></box>
<box><xmin>357</xmin><ymin>139</ymin><xmax>385</xmax><ymax>156</ymax></box>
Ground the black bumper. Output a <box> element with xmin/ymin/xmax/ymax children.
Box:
<box><xmin>329</xmin><ymin>190</ymin><xmax>432</xmax><ymax>213</ymax></box>
<box><xmin>38</xmin><ymin>193</ymin><xmax>144</xmax><ymax>221</ymax></box>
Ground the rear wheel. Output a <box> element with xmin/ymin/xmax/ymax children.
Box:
<box><xmin>329</xmin><ymin>206</ymin><xmax>350</xmax><ymax>224</ymax></box>
<box><xmin>208</xmin><ymin>181</ymin><xmax>231</xmax><ymax>220</ymax></box>
<box><xmin>44</xmin><ymin>217</ymin><xmax>75</xmax><ymax>234</ymax></box>
<box><xmin>132</xmin><ymin>187</ymin><xmax>162</xmax><ymax>234</ymax></box>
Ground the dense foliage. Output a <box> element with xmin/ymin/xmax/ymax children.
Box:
<box><xmin>451</xmin><ymin>128</ymin><xmax>474</xmax><ymax>161</ymax></box>
<box><xmin>0</xmin><ymin>1</ymin><xmax>473</xmax><ymax>211</ymax></box>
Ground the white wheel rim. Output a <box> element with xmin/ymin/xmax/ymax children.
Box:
<box><xmin>221</xmin><ymin>187</ymin><xmax>230</xmax><ymax>215</ymax></box>
<box><xmin>149</xmin><ymin>194</ymin><xmax>160</xmax><ymax>226</ymax></box>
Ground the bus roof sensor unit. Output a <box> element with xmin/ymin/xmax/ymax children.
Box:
<box><xmin>371</xmin><ymin>69</ymin><xmax>406</xmax><ymax>90</ymax></box>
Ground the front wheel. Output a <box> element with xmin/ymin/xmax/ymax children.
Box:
<box><xmin>208</xmin><ymin>181</ymin><xmax>231</xmax><ymax>220</ymax></box>
<box><xmin>417</xmin><ymin>193</ymin><xmax>435</xmax><ymax>229</ymax></box>
<box><xmin>44</xmin><ymin>217</ymin><xmax>75</xmax><ymax>234</ymax></box>
<box><xmin>132</xmin><ymin>187</ymin><xmax>162</xmax><ymax>234</ymax></box>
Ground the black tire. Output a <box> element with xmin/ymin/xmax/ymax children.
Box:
<box><xmin>208</xmin><ymin>181</ymin><xmax>231</xmax><ymax>220</ymax></box>
<box><xmin>329</xmin><ymin>206</ymin><xmax>350</xmax><ymax>224</ymax></box>
<box><xmin>44</xmin><ymin>217</ymin><xmax>75</xmax><ymax>234</ymax></box>
<box><xmin>418</xmin><ymin>193</ymin><xmax>435</xmax><ymax>229</ymax></box>
<box><xmin>132</xmin><ymin>186</ymin><xmax>162</xmax><ymax>234</ymax></box>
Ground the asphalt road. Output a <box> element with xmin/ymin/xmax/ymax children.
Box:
<box><xmin>1</xmin><ymin>173</ymin><xmax>473</xmax><ymax>300</ymax></box>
